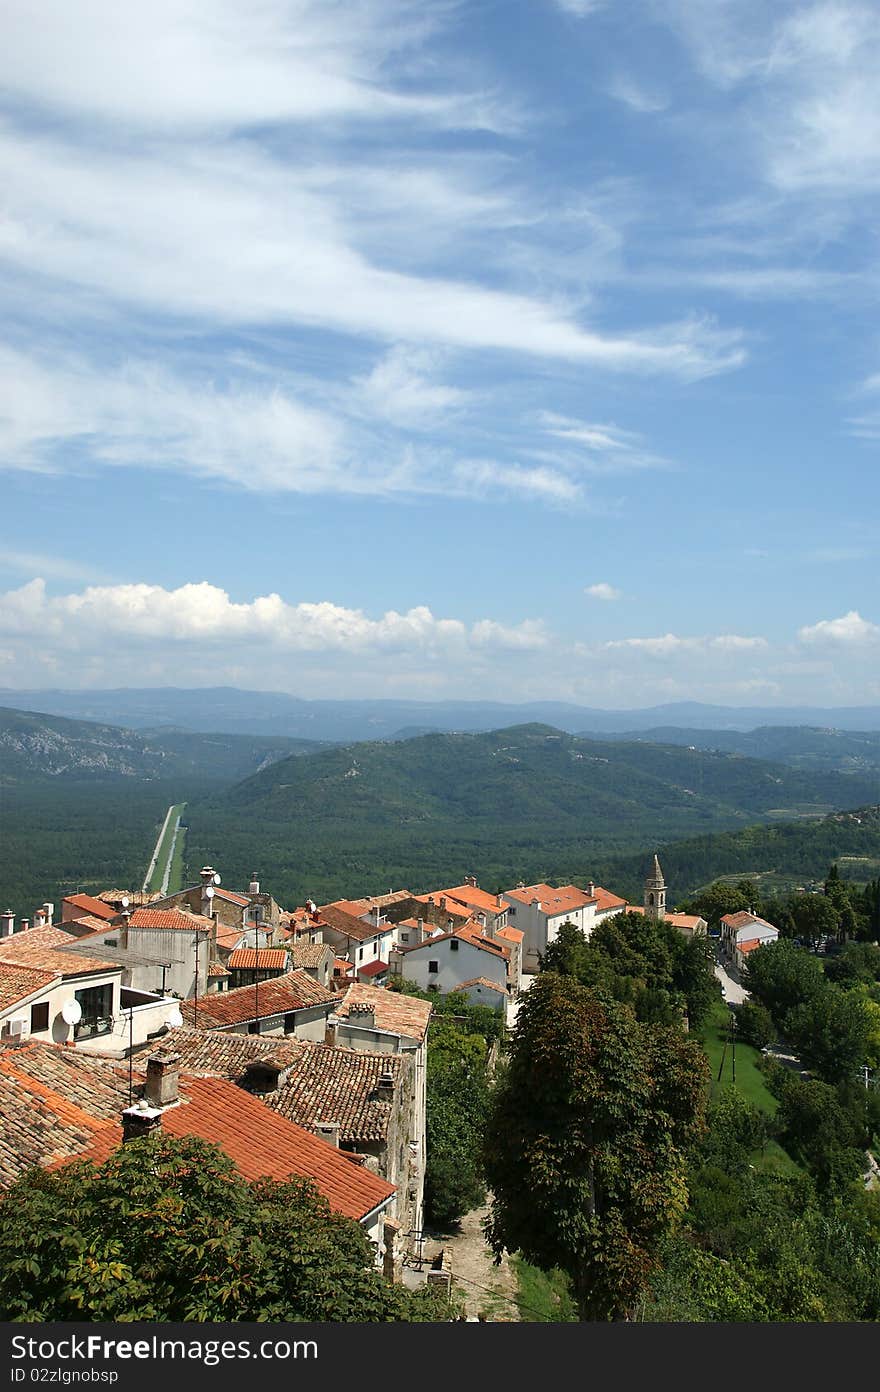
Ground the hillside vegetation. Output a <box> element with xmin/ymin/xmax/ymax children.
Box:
<box><xmin>184</xmin><ymin>724</ymin><xmax>880</xmax><ymax>906</ymax></box>
<box><xmin>586</xmin><ymin>724</ymin><xmax>880</xmax><ymax>777</ymax></box>
<box><xmin>0</xmin><ymin>705</ymin><xmax>322</xmax><ymax>783</ymax></box>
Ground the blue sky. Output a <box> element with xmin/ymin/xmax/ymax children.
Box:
<box><xmin>0</xmin><ymin>0</ymin><xmax>878</xmax><ymax>706</ymax></box>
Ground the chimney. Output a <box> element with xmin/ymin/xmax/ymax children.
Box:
<box><xmin>0</xmin><ymin>910</ymin><xmax>14</xmax><ymax>939</ymax></box>
<box><xmin>200</xmin><ymin>866</ymin><xmax>215</xmax><ymax>885</ymax></box>
<box><xmin>467</xmin><ymin>875</ymin><xmax>477</xmax><ymax>888</ymax></box>
<box><xmin>324</xmin><ymin>1019</ymin><xmax>338</xmax><ymax>1047</ymax></box>
<box><xmin>34</xmin><ymin>908</ymin><xmax>47</xmax><ymax>928</ymax></box>
<box><xmin>416</xmin><ymin>917</ymin><xmax>424</xmax><ymax>942</ymax></box>
<box><xmin>144</xmin><ymin>1051</ymin><xmax>180</xmax><ymax>1108</ymax></box>
<box><xmin>496</xmin><ymin>894</ymin><xmax>504</xmax><ymax>909</ymax></box>
<box><xmin>20</xmin><ymin>918</ymin><xmax>30</xmax><ymax>932</ymax></box>
<box><xmin>348</xmin><ymin>1003</ymin><xmax>376</xmax><ymax>1030</ymax></box>
<box><xmin>42</xmin><ymin>902</ymin><xmax>54</xmax><ymax>926</ymax></box>
<box><xmin>587</xmin><ymin>881</ymin><xmax>595</xmax><ymax>897</ymax></box>
<box><xmin>122</xmin><ymin>1098</ymin><xmax>163</xmax><ymax>1142</ymax></box>
<box><xmin>314</xmin><ymin>1121</ymin><xmax>340</xmax><ymax>1148</ymax></box>
<box><xmin>376</xmin><ymin>1071</ymin><xmax>395</xmax><ymax>1102</ymax></box>
<box><xmin>248</xmin><ymin>872</ymin><xmax>260</xmax><ymax>895</ymax></box>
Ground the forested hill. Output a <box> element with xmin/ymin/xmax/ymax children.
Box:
<box><xmin>593</xmin><ymin>805</ymin><xmax>880</xmax><ymax>904</ymax></box>
<box><xmin>582</xmin><ymin>724</ymin><xmax>880</xmax><ymax>776</ymax></box>
<box><xmin>0</xmin><ymin>706</ymin><xmax>323</xmax><ymax>784</ymax></box>
<box><xmin>185</xmin><ymin>724</ymin><xmax>880</xmax><ymax>907</ymax></box>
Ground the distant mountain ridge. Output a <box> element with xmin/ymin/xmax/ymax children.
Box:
<box><xmin>0</xmin><ymin>706</ymin><xmax>322</xmax><ymax>784</ymax></box>
<box><xmin>2</xmin><ymin>686</ymin><xmax>880</xmax><ymax>739</ymax></box>
<box><xmin>184</xmin><ymin>723</ymin><xmax>880</xmax><ymax>907</ymax></box>
<box><xmin>580</xmin><ymin>725</ymin><xmax>880</xmax><ymax>776</ymax></box>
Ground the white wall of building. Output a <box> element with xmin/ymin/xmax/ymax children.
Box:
<box><xmin>397</xmin><ymin>937</ymin><xmax>507</xmax><ymax>996</ymax></box>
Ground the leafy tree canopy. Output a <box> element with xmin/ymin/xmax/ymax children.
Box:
<box><xmin>0</xmin><ymin>1135</ymin><xmax>451</xmax><ymax>1323</ymax></box>
<box><xmin>484</xmin><ymin>972</ymin><xmax>707</xmax><ymax>1320</ymax></box>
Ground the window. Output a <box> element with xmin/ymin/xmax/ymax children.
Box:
<box><xmin>508</xmin><ymin>905</ymin><xmax>516</xmax><ymax>916</ymax></box>
<box><xmin>74</xmin><ymin>983</ymin><xmax>113</xmax><ymax>1039</ymax></box>
<box><xmin>104</xmin><ymin>938</ymin><xmax>118</xmax><ymax>948</ymax></box>
<box><xmin>428</xmin><ymin>960</ymin><xmax>439</xmax><ymax>974</ymax></box>
<box><xmin>450</xmin><ymin>939</ymin><xmax>459</xmax><ymax>952</ymax></box>
<box><xmin>358</xmin><ymin>947</ymin><xmax>364</xmax><ymax>960</ymax></box>
<box><xmin>400</xmin><ymin>932</ymin><xmax>410</xmax><ymax>943</ymax></box>
<box><xmin>30</xmin><ymin>1001</ymin><xmax>49</xmax><ymax>1033</ymax></box>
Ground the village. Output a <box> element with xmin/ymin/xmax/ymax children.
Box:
<box><xmin>0</xmin><ymin>853</ymin><xmax>783</xmax><ymax>1301</ymax></box>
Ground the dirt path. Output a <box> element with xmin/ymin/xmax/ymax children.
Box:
<box><xmin>424</xmin><ymin>1203</ymin><xmax>520</xmax><ymax>1321</ymax></box>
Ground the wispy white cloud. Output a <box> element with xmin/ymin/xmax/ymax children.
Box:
<box><xmin>585</xmin><ymin>582</ymin><xmax>621</xmax><ymax>601</ymax></box>
<box><xmin>537</xmin><ymin>414</ymin><xmax>675</xmax><ymax>473</ymax></box>
<box><xmin>605</xmin><ymin>632</ymin><xmax>768</xmax><ymax>654</ymax></box>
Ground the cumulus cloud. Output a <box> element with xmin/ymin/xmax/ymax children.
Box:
<box><xmin>798</xmin><ymin>610</ymin><xmax>880</xmax><ymax>644</ymax></box>
<box><xmin>585</xmin><ymin>582</ymin><xmax>621</xmax><ymax>601</ymax></box>
<box><xmin>0</xmin><ymin>579</ymin><xmax>549</xmax><ymax>658</ymax></box>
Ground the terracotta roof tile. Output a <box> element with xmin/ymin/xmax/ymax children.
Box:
<box><xmin>74</xmin><ymin>1076</ymin><xmax>395</xmax><ymax>1221</ymax></box>
<box><xmin>179</xmin><ymin>970</ymin><xmax>334</xmax><ymax>1030</ymax></box>
<box><xmin>0</xmin><ymin>925</ymin><xmax>119</xmax><ymax>979</ymax></box>
<box><xmin>0</xmin><ymin>962</ymin><xmax>58</xmax><ymax>1012</ymax></box>
<box><xmin>334</xmin><ymin>984</ymin><xmax>431</xmax><ymax>1043</ymax></box>
<box><xmin>289</xmin><ymin>942</ymin><xmax>331</xmax><ymax>969</ymax></box>
<box><xmin>451</xmin><ymin>977</ymin><xmax>509</xmax><ymax>995</ymax></box>
<box><xmin>129</xmin><ymin>908</ymin><xmax>214</xmax><ymax>931</ymax></box>
<box><xmin>227</xmin><ymin>948</ymin><xmax>289</xmax><ymax>972</ymax></box>
<box><xmin>62</xmin><ymin>894</ymin><xmax>116</xmax><ymax>922</ymax></box>
<box><xmin>504</xmin><ymin>883</ymin><xmax>596</xmax><ymax>915</ymax></box>
<box><xmin>316</xmin><ymin>905</ymin><xmax>391</xmax><ymax>944</ymax></box>
<box><xmin>136</xmin><ymin>1029</ymin><xmax>410</xmax><ymax>1145</ymax></box>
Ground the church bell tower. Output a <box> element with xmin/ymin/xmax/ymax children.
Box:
<box><xmin>644</xmin><ymin>854</ymin><xmax>666</xmax><ymax>920</ymax></box>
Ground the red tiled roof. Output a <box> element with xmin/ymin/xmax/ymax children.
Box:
<box><xmin>0</xmin><ymin>961</ymin><xmax>58</xmax><ymax>1011</ymax></box>
<box><xmin>317</xmin><ymin>905</ymin><xmax>392</xmax><ymax>944</ymax></box>
<box><xmin>179</xmin><ymin>970</ymin><xmax>334</xmax><ymax>1029</ymax></box>
<box><xmin>452</xmin><ymin>977</ymin><xmax>509</xmax><ymax>995</ymax></box>
<box><xmin>433</xmin><ymin>884</ymin><xmax>507</xmax><ymax>916</ymax></box>
<box><xmin>129</xmin><ymin>907</ymin><xmax>214</xmax><ymax>931</ymax></box>
<box><xmin>397</xmin><ymin>926</ymin><xmax>508</xmax><ymax>961</ymax></box>
<box><xmin>737</xmin><ymin>938</ymin><xmax>765</xmax><ymax>954</ymax></box>
<box><xmin>591</xmin><ymin>886</ymin><xmax>628</xmax><ymax>913</ymax></box>
<box><xmin>0</xmin><ymin>925</ymin><xmax>119</xmax><ymax>979</ymax></box>
<box><xmin>496</xmin><ymin>924</ymin><xmax>524</xmax><ymax>945</ymax></box>
<box><xmin>214</xmin><ymin>888</ymin><xmax>251</xmax><ymax>907</ymax></box>
<box><xmin>207</xmin><ymin>963</ymin><xmax>230</xmax><ymax>978</ymax></box>
<box><xmin>289</xmin><ymin>942</ymin><xmax>331</xmax><ymax>969</ymax></box>
<box><xmin>357</xmin><ymin>959</ymin><xmax>389</xmax><ymax>978</ymax></box>
<box><xmin>721</xmin><ymin>910</ymin><xmax>777</xmax><ymax>933</ymax></box>
<box><xmin>62</xmin><ymin>1075</ymin><xmax>396</xmax><ymax>1222</ymax></box>
<box><xmin>503</xmin><ymin>883</ymin><xmax>596</xmax><ymax>915</ymax></box>
<box><xmin>335</xmin><ymin>984</ymin><xmax>432</xmax><ymax>1043</ymax></box>
<box><xmin>412</xmin><ymin>894</ymin><xmax>471</xmax><ymax>920</ymax></box>
<box><xmin>61</xmin><ymin>894</ymin><xmax>116</xmax><ymax>922</ymax></box>
<box><xmin>227</xmin><ymin>948</ymin><xmax>289</xmax><ymax>972</ymax></box>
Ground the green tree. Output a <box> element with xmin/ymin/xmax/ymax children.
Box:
<box><xmin>742</xmin><ymin>938</ymin><xmax>825</xmax><ymax>1025</ymax></box>
<box><xmin>483</xmin><ymin>973</ymin><xmax>707</xmax><ymax>1320</ymax></box>
<box><xmin>787</xmin><ymin>988</ymin><xmax>872</xmax><ymax>1086</ymax></box>
<box><xmin>0</xmin><ymin>1135</ymin><xmax>452</xmax><ymax>1322</ymax></box>
<box><xmin>424</xmin><ymin>1020</ymin><xmax>490</xmax><ymax>1228</ymax></box>
<box><xmin>734</xmin><ymin>999</ymin><xmax>775</xmax><ymax>1049</ymax></box>
<box><xmin>791</xmin><ymin>893</ymin><xmax>840</xmax><ymax>948</ymax></box>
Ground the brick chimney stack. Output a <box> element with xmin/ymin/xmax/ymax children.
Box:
<box><xmin>144</xmin><ymin>1051</ymin><xmax>180</xmax><ymax>1109</ymax></box>
<box><xmin>122</xmin><ymin>1098</ymin><xmax>163</xmax><ymax>1142</ymax></box>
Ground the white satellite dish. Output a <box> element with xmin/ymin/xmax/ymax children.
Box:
<box><xmin>120</xmin><ymin>895</ymin><xmax>130</xmax><ymax>909</ymax></box>
<box><xmin>61</xmin><ymin>1000</ymin><xmax>82</xmax><ymax>1026</ymax></box>
<box><xmin>167</xmin><ymin>1007</ymin><xmax>184</xmax><ymax>1029</ymax></box>
<box><xmin>205</xmin><ymin>885</ymin><xmax>215</xmax><ymax>900</ymax></box>
<box><xmin>213</xmin><ymin>873</ymin><xmax>221</xmax><ymax>886</ymax></box>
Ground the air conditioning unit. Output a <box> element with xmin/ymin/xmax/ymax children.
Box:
<box><xmin>7</xmin><ymin>1017</ymin><xmax>28</xmax><ymax>1038</ymax></box>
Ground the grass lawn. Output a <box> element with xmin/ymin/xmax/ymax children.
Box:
<box><xmin>695</xmin><ymin>997</ymin><xmax>779</xmax><ymax>1116</ymax></box>
<box><xmin>513</xmin><ymin>1258</ymin><xmax>577</xmax><ymax>1322</ymax></box>
<box><xmin>167</xmin><ymin>815</ymin><xmax>187</xmax><ymax>895</ymax></box>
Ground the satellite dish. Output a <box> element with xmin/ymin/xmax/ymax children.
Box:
<box><xmin>61</xmin><ymin>1000</ymin><xmax>82</xmax><ymax>1026</ymax></box>
<box><xmin>205</xmin><ymin>885</ymin><xmax>215</xmax><ymax>900</ymax></box>
<box><xmin>120</xmin><ymin>895</ymin><xmax>130</xmax><ymax>909</ymax></box>
<box><xmin>213</xmin><ymin>873</ymin><xmax>221</xmax><ymax>886</ymax></box>
<box><xmin>167</xmin><ymin>1007</ymin><xmax>184</xmax><ymax>1029</ymax></box>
